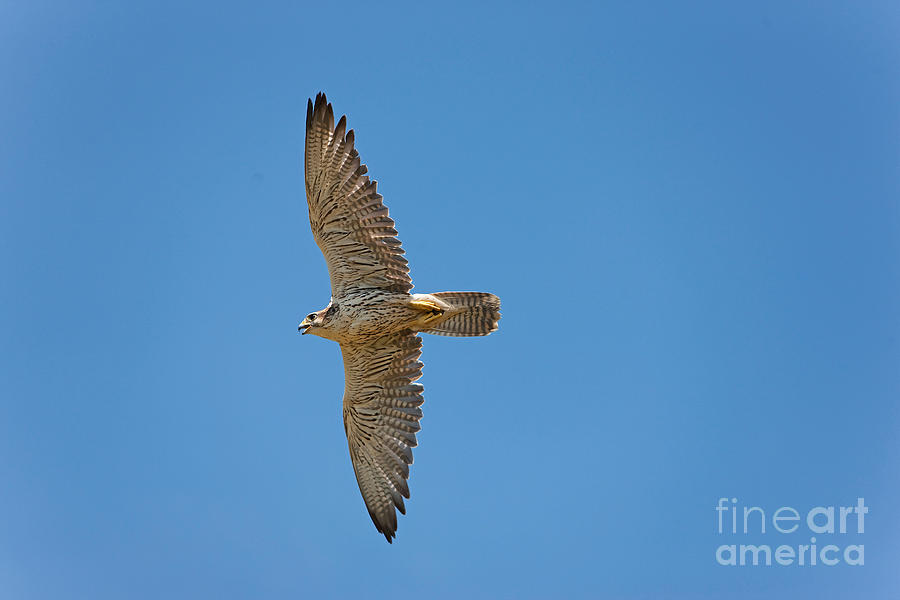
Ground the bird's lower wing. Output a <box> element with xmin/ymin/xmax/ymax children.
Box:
<box><xmin>340</xmin><ymin>331</ymin><xmax>424</xmax><ymax>542</ymax></box>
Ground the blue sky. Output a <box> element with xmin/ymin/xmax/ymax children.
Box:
<box><xmin>1</xmin><ymin>1</ymin><xmax>898</xmax><ymax>598</ymax></box>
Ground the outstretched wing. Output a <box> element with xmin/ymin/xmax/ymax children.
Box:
<box><xmin>340</xmin><ymin>331</ymin><xmax>424</xmax><ymax>543</ymax></box>
<box><xmin>305</xmin><ymin>93</ymin><xmax>412</xmax><ymax>297</ymax></box>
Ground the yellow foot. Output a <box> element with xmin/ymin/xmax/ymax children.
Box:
<box><xmin>409</xmin><ymin>297</ymin><xmax>445</xmax><ymax>315</ymax></box>
<box><xmin>409</xmin><ymin>296</ymin><xmax>447</xmax><ymax>325</ymax></box>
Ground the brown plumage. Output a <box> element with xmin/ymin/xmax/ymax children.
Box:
<box><xmin>298</xmin><ymin>93</ymin><xmax>501</xmax><ymax>542</ymax></box>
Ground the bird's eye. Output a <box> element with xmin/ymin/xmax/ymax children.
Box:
<box><xmin>307</xmin><ymin>313</ymin><xmax>316</xmax><ymax>321</ymax></box>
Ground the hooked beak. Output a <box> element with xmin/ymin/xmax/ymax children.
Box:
<box><xmin>298</xmin><ymin>318</ymin><xmax>312</xmax><ymax>334</ymax></box>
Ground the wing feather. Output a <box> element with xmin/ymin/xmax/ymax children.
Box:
<box><xmin>341</xmin><ymin>331</ymin><xmax>424</xmax><ymax>543</ymax></box>
<box><xmin>305</xmin><ymin>93</ymin><xmax>412</xmax><ymax>296</ymax></box>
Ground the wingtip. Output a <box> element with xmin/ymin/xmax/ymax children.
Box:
<box><xmin>307</xmin><ymin>93</ymin><xmax>357</xmax><ymax>148</ymax></box>
<box><xmin>324</xmin><ymin>102</ymin><xmax>334</xmax><ymax>129</ymax></box>
<box><xmin>309</xmin><ymin>92</ymin><xmax>332</xmax><ymax>125</ymax></box>
<box><xmin>374</xmin><ymin>520</ymin><xmax>397</xmax><ymax>544</ymax></box>
<box><xmin>335</xmin><ymin>115</ymin><xmax>347</xmax><ymax>140</ymax></box>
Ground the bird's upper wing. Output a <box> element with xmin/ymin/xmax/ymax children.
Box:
<box><xmin>305</xmin><ymin>93</ymin><xmax>412</xmax><ymax>297</ymax></box>
<box><xmin>340</xmin><ymin>331</ymin><xmax>424</xmax><ymax>543</ymax></box>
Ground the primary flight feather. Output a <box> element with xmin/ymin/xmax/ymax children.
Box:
<box><xmin>299</xmin><ymin>93</ymin><xmax>501</xmax><ymax>543</ymax></box>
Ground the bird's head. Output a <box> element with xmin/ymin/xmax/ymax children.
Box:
<box><xmin>298</xmin><ymin>309</ymin><xmax>323</xmax><ymax>336</ymax></box>
<box><xmin>298</xmin><ymin>304</ymin><xmax>339</xmax><ymax>338</ymax></box>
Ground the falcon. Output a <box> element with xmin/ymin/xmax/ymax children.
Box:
<box><xmin>298</xmin><ymin>93</ymin><xmax>501</xmax><ymax>543</ymax></box>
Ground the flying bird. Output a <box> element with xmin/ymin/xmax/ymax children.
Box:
<box><xmin>299</xmin><ymin>93</ymin><xmax>501</xmax><ymax>543</ymax></box>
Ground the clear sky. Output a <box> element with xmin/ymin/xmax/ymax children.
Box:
<box><xmin>2</xmin><ymin>1</ymin><xmax>898</xmax><ymax>598</ymax></box>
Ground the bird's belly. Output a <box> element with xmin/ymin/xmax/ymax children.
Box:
<box><xmin>333</xmin><ymin>292</ymin><xmax>416</xmax><ymax>343</ymax></box>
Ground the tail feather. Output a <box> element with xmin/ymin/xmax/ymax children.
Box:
<box><xmin>424</xmin><ymin>292</ymin><xmax>501</xmax><ymax>337</ymax></box>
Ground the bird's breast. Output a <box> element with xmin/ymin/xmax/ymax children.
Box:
<box><xmin>331</xmin><ymin>290</ymin><xmax>416</xmax><ymax>342</ymax></box>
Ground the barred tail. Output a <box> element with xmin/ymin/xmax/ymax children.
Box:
<box><xmin>424</xmin><ymin>292</ymin><xmax>501</xmax><ymax>337</ymax></box>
